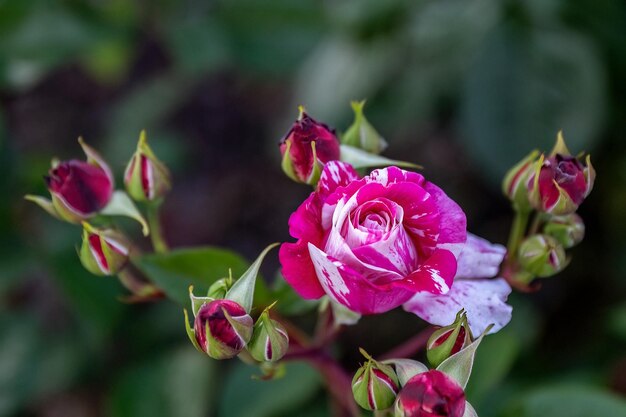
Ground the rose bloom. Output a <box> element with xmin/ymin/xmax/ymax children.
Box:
<box><xmin>280</xmin><ymin>161</ymin><xmax>511</xmax><ymax>333</ymax></box>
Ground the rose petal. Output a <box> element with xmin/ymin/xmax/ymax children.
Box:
<box><xmin>317</xmin><ymin>161</ymin><xmax>360</xmax><ymax>200</ymax></box>
<box><xmin>279</xmin><ymin>241</ymin><xmax>326</xmax><ymax>299</ymax></box>
<box><xmin>288</xmin><ymin>193</ymin><xmax>323</xmax><ymax>243</ymax></box>
<box><xmin>395</xmin><ymin>249</ymin><xmax>457</xmax><ymax>294</ymax></box>
<box><xmin>422</xmin><ymin>182</ymin><xmax>467</xmax><ymax>252</ymax></box>
<box><xmin>455</xmin><ymin>233</ymin><xmax>506</xmax><ymax>279</ymax></box>
<box><xmin>308</xmin><ymin>243</ymin><xmax>414</xmax><ymax>314</ymax></box>
<box><xmin>403</xmin><ymin>278</ymin><xmax>512</xmax><ymax>334</ymax></box>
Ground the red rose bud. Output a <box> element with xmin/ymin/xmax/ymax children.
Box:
<box><xmin>394</xmin><ymin>370</ymin><xmax>466</xmax><ymax>417</ymax></box>
<box><xmin>528</xmin><ymin>131</ymin><xmax>595</xmax><ymax>215</ymax></box>
<box><xmin>518</xmin><ymin>234</ymin><xmax>568</xmax><ymax>278</ymax></box>
<box><xmin>192</xmin><ymin>299</ymin><xmax>253</xmax><ymax>360</ymax></box>
<box><xmin>543</xmin><ymin>213</ymin><xmax>585</xmax><ymax>249</ymax></box>
<box><xmin>247</xmin><ymin>304</ymin><xmax>289</xmax><ymax>362</ymax></box>
<box><xmin>124</xmin><ymin>130</ymin><xmax>172</xmax><ymax>202</ymax></box>
<box><xmin>26</xmin><ymin>138</ymin><xmax>114</xmax><ymax>223</ymax></box>
<box><xmin>427</xmin><ymin>310</ymin><xmax>473</xmax><ymax>368</ymax></box>
<box><xmin>79</xmin><ymin>222</ymin><xmax>130</xmax><ymax>276</ymax></box>
<box><xmin>341</xmin><ymin>100</ymin><xmax>388</xmax><ymax>154</ymax></box>
<box><xmin>279</xmin><ymin>107</ymin><xmax>340</xmax><ymax>185</ymax></box>
<box><xmin>502</xmin><ymin>150</ymin><xmax>540</xmax><ymax>211</ymax></box>
<box><xmin>352</xmin><ymin>348</ymin><xmax>400</xmax><ymax>410</ymax></box>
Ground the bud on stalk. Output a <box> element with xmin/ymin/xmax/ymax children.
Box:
<box><xmin>395</xmin><ymin>370</ymin><xmax>466</xmax><ymax>417</ymax></box>
<box><xmin>502</xmin><ymin>150</ymin><xmax>540</xmax><ymax>211</ymax></box>
<box><xmin>352</xmin><ymin>348</ymin><xmax>400</xmax><ymax>410</ymax></box>
<box><xmin>279</xmin><ymin>107</ymin><xmax>340</xmax><ymax>186</ymax></box>
<box><xmin>188</xmin><ymin>299</ymin><xmax>254</xmax><ymax>360</ymax></box>
<box><xmin>518</xmin><ymin>234</ymin><xmax>568</xmax><ymax>278</ymax></box>
<box><xmin>341</xmin><ymin>100</ymin><xmax>387</xmax><ymax>155</ymax></box>
<box><xmin>427</xmin><ymin>310</ymin><xmax>473</xmax><ymax>368</ymax></box>
<box><xmin>124</xmin><ymin>130</ymin><xmax>172</xmax><ymax>202</ymax></box>
<box><xmin>543</xmin><ymin>213</ymin><xmax>585</xmax><ymax>249</ymax></box>
<box><xmin>247</xmin><ymin>303</ymin><xmax>289</xmax><ymax>363</ymax></box>
<box><xmin>79</xmin><ymin>222</ymin><xmax>130</xmax><ymax>276</ymax></box>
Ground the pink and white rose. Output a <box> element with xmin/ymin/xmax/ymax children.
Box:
<box><xmin>279</xmin><ymin>161</ymin><xmax>512</xmax><ymax>333</ymax></box>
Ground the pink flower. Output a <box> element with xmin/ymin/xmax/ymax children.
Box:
<box><xmin>279</xmin><ymin>110</ymin><xmax>340</xmax><ymax>184</ymax></box>
<box><xmin>279</xmin><ymin>161</ymin><xmax>467</xmax><ymax>314</ymax></box>
<box><xmin>395</xmin><ymin>370</ymin><xmax>465</xmax><ymax>417</ymax></box>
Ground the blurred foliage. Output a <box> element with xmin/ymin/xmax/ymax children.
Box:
<box><xmin>1</xmin><ymin>0</ymin><xmax>625</xmax><ymax>416</ymax></box>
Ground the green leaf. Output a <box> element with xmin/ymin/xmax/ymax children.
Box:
<box><xmin>340</xmin><ymin>144</ymin><xmax>421</xmax><ymax>170</ymax></box>
<box><xmin>219</xmin><ymin>362</ymin><xmax>321</xmax><ymax>417</ymax></box>
<box><xmin>134</xmin><ymin>247</ymin><xmax>270</xmax><ymax>307</ymax></box>
<box><xmin>226</xmin><ymin>243</ymin><xmax>279</xmax><ymax>313</ymax></box>
<box><xmin>515</xmin><ymin>386</ymin><xmax>626</xmax><ymax>417</ymax></box>
<box><xmin>107</xmin><ymin>346</ymin><xmax>216</xmax><ymax>417</ymax></box>
<box><xmin>101</xmin><ymin>191</ymin><xmax>149</xmax><ymax>236</ymax></box>
<box><xmin>437</xmin><ymin>327</ymin><xmax>489</xmax><ymax>389</ymax></box>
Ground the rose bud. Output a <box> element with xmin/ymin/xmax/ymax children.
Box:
<box><xmin>247</xmin><ymin>303</ymin><xmax>289</xmax><ymax>363</ymax></box>
<box><xmin>502</xmin><ymin>150</ymin><xmax>540</xmax><ymax>211</ymax></box>
<box><xmin>79</xmin><ymin>222</ymin><xmax>130</xmax><ymax>276</ymax></box>
<box><xmin>192</xmin><ymin>299</ymin><xmax>253</xmax><ymax>360</ymax></box>
<box><xmin>426</xmin><ymin>310</ymin><xmax>473</xmax><ymax>368</ymax></box>
<box><xmin>124</xmin><ymin>130</ymin><xmax>172</xmax><ymax>202</ymax></box>
<box><xmin>352</xmin><ymin>348</ymin><xmax>400</xmax><ymax>410</ymax></box>
<box><xmin>543</xmin><ymin>213</ymin><xmax>585</xmax><ymax>249</ymax></box>
<box><xmin>518</xmin><ymin>234</ymin><xmax>568</xmax><ymax>278</ymax></box>
<box><xmin>279</xmin><ymin>106</ymin><xmax>340</xmax><ymax>185</ymax></box>
<box><xmin>528</xmin><ymin>131</ymin><xmax>595</xmax><ymax>215</ymax></box>
<box><xmin>394</xmin><ymin>370</ymin><xmax>466</xmax><ymax>417</ymax></box>
<box><xmin>26</xmin><ymin>138</ymin><xmax>114</xmax><ymax>223</ymax></box>
<box><xmin>341</xmin><ymin>100</ymin><xmax>388</xmax><ymax>154</ymax></box>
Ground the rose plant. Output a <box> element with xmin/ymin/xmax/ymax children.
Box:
<box><xmin>25</xmin><ymin>102</ymin><xmax>596</xmax><ymax>417</ymax></box>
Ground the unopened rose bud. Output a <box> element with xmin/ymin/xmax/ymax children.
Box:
<box><xmin>26</xmin><ymin>138</ymin><xmax>114</xmax><ymax>223</ymax></box>
<box><xmin>279</xmin><ymin>107</ymin><xmax>340</xmax><ymax>185</ymax></box>
<box><xmin>341</xmin><ymin>100</ymin><xmax>387</xmax><ymax>155</ymax></box>
<box><xmin>519</xmin><ymin>234</ymin><xmax>568</xmax><ymax>278</ymax></box>
<box><xmin>502</xmin><ymin>150</ymin><xmax>540</xmax><ymax>211</ymax></box>
<box><xmin>79</xmin><ymin>222</ymin><xmax>130</xmax><ymax>276</ymax></box>
<box><xmin>543</xmin><ymin>213</ymin><xmax>585</xmax><ymax>249</ymax></box>
<box><xmin>394</xmin><ymin>370</ymin><xmax>466</xmax><ymax>417</ymax></box>
<box><xmin>192</xmin><ymin>299</ymin><xmax>253</xmax><ymax>360</ymax></box>
<box><xmin>427</xmin><ymin>310</ymin><xmax>473</xmax><ymax>368</ymax></box>
<box><xmin>352</xmin><ymin>348</ymin><xmax>400</xmax><ymax>410</ymax></box>
<box><xmin>528</xmin><ymin>131</ymin><xmax>595</xmax><ymax>215</ymax></box>
<box><xmin>247</xmin><ymin>304</ymin><xmax>289</xmax><ymax>363</ymax></box>
<box><xmin>124</xmin><ymin>130</ymin><xmax>172</xmax><ymax>202</ymax></box>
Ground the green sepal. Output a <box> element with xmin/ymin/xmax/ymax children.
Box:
<box><xmin>549</xmin><ymin>130</ymin><xmax>572</xmax><ymax>157</ymax></box>
<box><xmin>183</xmin><ymin>308</ymin><xmax>203</xmax><ymax>353</ymax></box>
<box><xmin>352</xmin><ymin>348</ymin><xmax>399</xmax><ymax>410</ymax></box>
<box><xmin>24</xmin><ymin>195</ymin><xmax>60</xmax><ymax>220</ymax></box>
<box><xmin>502</xmin><ymin>149</ymin><xmax>540</xmax><ymax>211</ymax></box>
<box><xmin>223</xmin><ymin>306</ymin><xmax>253</xmax><ymax>347</ymax></box>
<box><xmin>247</xmin><ymin>302</ymin><xmax>289</xmax><ymax>362</ymax></box>
<box><xmin>463</xmin><ymin>402</ymin><xmax>479</xmax><ymax>417</ymax></box>
<box><xmin>339</xmin><ymin>144</ymin><xmax>422</xmax><ymax>170</ymax></box>
<box><xmin>124</xmin><ymin>130</ymin><xmax>172</xmax><ymax>202</ymax></box>
<box><xmin>78</xmin><ymin>136</ymin><xmax>114</xmax><ymax>183</ymax></box>
<box><xmin>436</xmin><ymin>325</ymin><xmax>492</xmax><ymax>389</ymax></box>
<box><xmin>341</xmin><ymin>100</ymin><xmax>387</xmax><ymax>154</ymax></box>
<box><xmin>225</xmin><ymin>243</ymin><xmax>279</xmax><ymax>313</ymax></box>
<box><xmin>381</xmin><ymin>358</ymin><xmax>428</xmax><ymax>387</ymax></box>
<box><xmin>100</xmin><ymin>191</ymin><xmax>149</xmax><ymax>236</ymax></box>
<box><xmin>427</xmin><ymin>310</ymin><xmax>472</xmax><ymax>368</ymax></box>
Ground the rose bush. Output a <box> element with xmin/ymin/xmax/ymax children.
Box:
<box><xmin>280</xmin><ymin>161</ymin><xmax>512</xmax><ymax>332</ymax></box>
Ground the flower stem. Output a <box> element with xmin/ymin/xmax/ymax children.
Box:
<box><xmin>146</xmin><ymin>202</ymin><xmax>169</xmax><ymax>253</ymax></box>
<box><xmin>506</xmin><ymin>208</ymin><xmax>530</xmax><ymax>263</ymax></box>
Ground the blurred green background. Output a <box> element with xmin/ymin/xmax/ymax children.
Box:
<box><xmin>1</xmin><ymin>0</ymin><xmax>626</xmax><ymax>416</ymax></box>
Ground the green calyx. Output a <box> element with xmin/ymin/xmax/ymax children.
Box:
<box><xmin>351</xmin><ymin>348</ymin><xmax>399</xmax><ymax>411</ymax></box>
<box><xmin>502</xmin><ymin>149</ymin><xmax>540</xmax><ymax>211</ymax></box>
<box><xmin>543</xmin><ymin>214</ymin><xmax>585</xmax><ymax>249</ymax></box>
<box><xmin>518</xmin><ymin>234</ymin><xmax>569</xmax><ymax>279</ymax></box>
<box><xmin>124</xmin><ymin>130</ymin><xmax>172</xmax><ymax>202</ymax></box>
<box><xmin>426</xmin><ymin>310</ymin><xmax>473</xmax><ymax>368</ymax></box>
<box><xmin>79</xmin><ymin>222</ymin><xmax>130</xmax><ymax>276</ymax></box>
<box><xmin>247</xmin><ymin>302</ymin><xmax>289</xmax><ymax>363</ymax></box>
<box><xmin>341</xmin><ymin>100</ymin><xmax>387</xmax><ymax>155</ymax></box>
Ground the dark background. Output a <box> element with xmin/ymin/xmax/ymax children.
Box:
<box><xmin>1</xmin><ymin>1</ymin><xmax>625</xmax><ymax>416</ymax></box>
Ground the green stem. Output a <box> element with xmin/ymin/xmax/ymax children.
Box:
<box><xmin>506</xmin><ymin>208</ymin><xmax>531</xmax><ymax>263</ymax></box>
<box><xmin>146</xmin><ymin>202</ymin><xmax>169</xmax><ymax>253</ymax></box>
<box><xmin>528</xmin><ymin>213</ymin><xmax>543</xmax><ymax>236</ymax></box>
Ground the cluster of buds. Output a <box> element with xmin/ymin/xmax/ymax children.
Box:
<box><xmin>502</xmin><ymin>131</ymin><xmax>595</xmax><ymax>285</ymax></box>
<box><xmin>25</xmin><ymin>131</ymin><xmax>172</xmax><ymax>297</ymax></box>
<box><xmin>184</xmin><ymin>244</ymin><xmax>289</xmax><ymax>364</ymax></box>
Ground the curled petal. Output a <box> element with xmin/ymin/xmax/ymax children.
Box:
<box><xmin>422</xmin><ymin>182</ymin><xmax>467</xmax><ymax>253</ymax></box>
<box><xmin>455</xmin><ymin>233</ymin><xmax>506</xmax><ymax>279</ymax></box>
<box><xmin>396</xmin><ymin>249</ymin><xmax>457</xmax><ymax>295</ymax></box>
<box><xmin>404</xmin><ymin>278</ymin><xmax>512</xmax><ymax>335</ymax></box>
